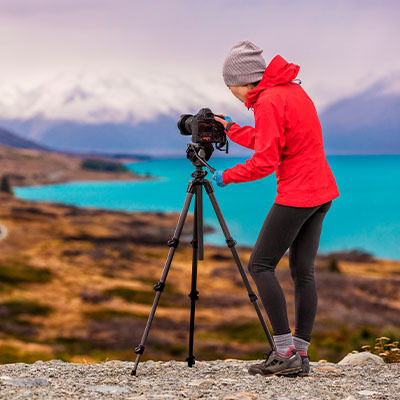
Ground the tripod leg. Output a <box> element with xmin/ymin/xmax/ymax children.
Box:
<box><xmin>203</xmin><ymin>180</ymin><xmax>275</xmax><ymax>350</ymax></box>
<box><xmin>131</xmin><ymin>183</ymin><xmax>196</xmax><ymax>376</ymax></box>
<box><xmin>196</xmin><ymin>179</ymin><xmax>204</xmax><ymax>261</ymax></box>
<box><xmin>186</xmin><ymin>184</ymin><xmax>201</xmax><ymax>367</ymax></box>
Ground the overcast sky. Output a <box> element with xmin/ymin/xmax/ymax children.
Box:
<box><xmin>0</xmin><ymin>0</ymin><xmax>399</xmax><ymax>123</ymax></box>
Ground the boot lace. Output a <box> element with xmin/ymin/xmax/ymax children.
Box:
<box><xmin>260</xmin><ymin>348</ymin><xmax>274</xmax><ymax>365</ymax></box>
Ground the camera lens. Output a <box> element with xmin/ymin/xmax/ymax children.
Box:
<box><xmin>177</xmin><ymin>114</ymin><xmax>193</xmax><ymax>136</ymax></box>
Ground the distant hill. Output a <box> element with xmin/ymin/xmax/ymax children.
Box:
<box><xmin>320</xmin><ymin>79</ymin><xmax>400</xmax><ymax>154</ymax></box>
<box><xmin>0</xmin><ymin>116</ymin><xmax>193</xmax><ymax>157</ymax></box>
<box><xmin>0</xmin><ymin>127</ymin><xmax>50</xmax><ymax>151</ymax></box>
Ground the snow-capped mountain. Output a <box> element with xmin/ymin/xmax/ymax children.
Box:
<box><xmin>0</xmin><ymin>72</ymin><xmax>399</xmax><ymax>155</ymax></box>
<box><xmin>0</xmin><ymin>72</ymin><xmax>254</xmax><ymax>156</ymax></box>
<box><xmin>0</xmin><ymin>72</ymin><xmax>247</xmax><ymax>135</ymax></box>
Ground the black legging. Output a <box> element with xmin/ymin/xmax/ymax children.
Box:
<box><xmin>247</xmin><ymin>200</ymin><xmax>332</xmax><ymax>343</ymax></box>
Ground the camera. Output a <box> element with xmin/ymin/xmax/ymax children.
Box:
<box><xmin>178</xmin><ymin>108</ymin><xmax>227</xmax><ymax>147</ymax></box>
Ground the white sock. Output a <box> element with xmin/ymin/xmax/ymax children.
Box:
<box><xmin>273</xmin><ymin>332</ymin><xmax>295</xmax><ymax>357</ymax></box>
<box><xmin>293</xmin><ymin>336</ymin><xmax>310</xmax><ymax>356</ymax></box>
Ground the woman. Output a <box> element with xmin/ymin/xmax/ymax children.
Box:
<box><xmin>212</xmin><ymin>40</ymin><xmax>340</xmax><ymax>377</ymax></box>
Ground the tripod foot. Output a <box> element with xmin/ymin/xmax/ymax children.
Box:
<box><xmin>185</xmin><ymin>354</ymin><xmax>196</xmax><ymax>367</ymax></box>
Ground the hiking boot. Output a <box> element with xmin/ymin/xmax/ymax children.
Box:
<box><xmin>299</xmin><ymin>355</ymin><xmax>310</xmax><ymax>376</ymax></box>
<box><xmin>280</xmin><ymin>355</ymin><xmax>310</xmax><ymax>377</ymax></box>
<box><xmin>247</xmin><ymin>346</ymin><xmax>302</xmax><ymax>377</ymax></box>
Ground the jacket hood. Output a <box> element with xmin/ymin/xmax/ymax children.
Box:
<box><xmin>245</xmin><ymin>54</ymin><xmax>300</xmax><ymax>108</ymax></box>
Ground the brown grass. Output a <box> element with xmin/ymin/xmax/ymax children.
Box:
<box><xmin>0</xmin><ymin>192</ymin><xmax>399</xmax><ymax>363</ymax></box>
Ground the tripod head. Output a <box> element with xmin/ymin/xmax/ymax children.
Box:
<box><xmin>186</xmin><ymin>143</ymin><xmax>216</xmax><ymax>173</ymax></box>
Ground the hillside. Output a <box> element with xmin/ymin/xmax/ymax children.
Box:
<box><xmin>0</xmin><ymin>127</ymin><xmax>49</xmax><ymax>151</ymax></box>
<box><xmin>0</xmin><ymin>192</ymin><xmax>399</xmax><ymax>365</ymax></box>
<box><xmin>0</xmin><ymin>145</ymin><xmax>149</xmax><ymax>188</ymax></box>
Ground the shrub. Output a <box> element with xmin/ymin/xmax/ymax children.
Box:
<box><xmin>84</xmin><ymin>309</ymin><xmax>146</xmax><ymax>321</ymax></box>
<box><xmin>328</xmin><ymin>257</ymin><xmax>341</xmax><ymax>273</ymax></box>
<box><xmin>359</xmin><ymin>336</ymin><xmax>400</xmax><ymax>363</ymax></box>
<box><xmin>0</xmin><ymin>300</ymin><xmax>52</xmax><ymax>316</ymax></box>
<box><xmin>104</xmin><ymin>285</ymin><xmax>185</xmax><ymax>308</ymax></box>
<box><xmin>81</xmin><ymin>158</ymin><xmax>129</xmax><ymax>172</ymax></box>
<box><xmin>0</xmin><ymin>175</ymin><xmax>13</xmax><ymax>195</ymax></box>
<box><xmin>0</xmin><ymin>258</ymin><xmax>52</xmax><ymax>286</ymax></box>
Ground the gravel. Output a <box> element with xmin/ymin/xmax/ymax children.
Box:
<box><xmin>0</xmin><ymin>358</ymin><xmax>399</xmax><ymax>399</ymax></box>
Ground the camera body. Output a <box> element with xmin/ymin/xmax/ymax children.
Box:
<box><xmin>178</xmin><ymin>108</ymin><xmax>226</xmax><ymax>145</ymax></box>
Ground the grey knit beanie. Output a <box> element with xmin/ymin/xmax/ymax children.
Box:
<box><xmin>222</xmin><ymin>40</ymin><xmax>266</xmax><ymax>86</ymax></box>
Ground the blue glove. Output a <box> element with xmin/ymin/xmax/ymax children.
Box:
<box><xmin>213</xmin><ymin>170</ymin><xmax>227</xmax><ymax>187</ymax></box>
<box><xmin>223</xmin><ymin>116</ymin><xmax>233</xmax><ymax>122</ymax></box>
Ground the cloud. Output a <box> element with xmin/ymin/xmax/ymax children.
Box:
<box><xmin>0</xmin><ymin>71</ymin><xmax>249</xmax><ymax>124</ymax></box>
<box><xmin>0</xmin><ymin>0</ymin><xmax>399</xmax><ymax>122</ymax></box>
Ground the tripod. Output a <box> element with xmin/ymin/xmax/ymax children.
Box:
<box><xmin>131</xmin><ymin>144</ymin><xmax>275</xmax><ymax>376</ymax></box>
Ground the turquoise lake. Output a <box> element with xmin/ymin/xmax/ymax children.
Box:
<box><xmin>14</xmin><ymin>155</ymin><xmax>400</xmax><ymax>261</ymax></box>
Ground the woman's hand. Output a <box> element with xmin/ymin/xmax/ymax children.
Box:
<box><xmin>214</xmin><ymin>114</ymin><xmax>232</xmax><ymax>129</ymax></box>
<box><xmin>212</xmin><ymin>170</ymin><xmax>227</xmax><ymax>187</ymax></box>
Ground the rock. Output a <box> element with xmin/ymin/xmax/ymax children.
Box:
<box><xmin>0</xmin><ymin>377</ymin><xmax>49</xmax><ymax>387</ymax></box>
<box><xmin>187</xmin><ymin>378</ymin><xmax>214</xmax><ymax>387</ymax></box>
<box><xmin>86</xmin><ymin>385</ymin><xmax>129</xmax><ymax>394</ymax></box>
<box><xmin>221</xmin><ymin>378</ymin><xmax>238</xmax><ymax>385</ymax></box>
<box><xmin>315</xmin><ymin>366</ymin><xmax>341</xmax><ymax>373</ymax></box>
<box><xmin>357</xmin><ymin>390</ymin><xmax>380</xmax><ymax>396</ymax></box>
<box><xmin>223</xmin><ymin>393</ymin><xmax>258</xmax><ymax>400</ymax></box>
<box><xmin>338</xmin><ymin>352</ymin><xmax>384</xmax><ymax>366</ymax></box>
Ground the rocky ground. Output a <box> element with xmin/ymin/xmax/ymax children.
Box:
<box><xmin>0</xmin><ymin>358</ymin><xmax>399</xmax><ymax>400</ymax></box>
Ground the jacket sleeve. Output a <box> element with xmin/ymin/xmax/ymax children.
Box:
<box><xmin>225</xmin><ymin>123</ymin><xmax>256</xmax><ymax>150</ymax></box>
<box><xmin>222</xmin><ymin>98</ymin><xmax>286</xmax><ymax>184</ymax></box>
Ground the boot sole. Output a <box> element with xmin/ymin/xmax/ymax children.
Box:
<box><xmin>249</xmin><ymin>366</ymin><xmax>303</xmax><ymax>377</ymax></box>
<box><xmin>279</xmin><ymin>370</ymin><xmax>310</xmax><ymax>377</ymax></box>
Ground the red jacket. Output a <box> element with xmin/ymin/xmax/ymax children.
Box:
<box><xmin>222</xmin><ymin>54</ymin><xmax>340</xmax><ymax>208</ymax></box>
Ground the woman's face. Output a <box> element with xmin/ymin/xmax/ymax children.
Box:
<box><xmin>228</xmin><ymin>84</ymin><xmax>255</xmax><ymax>103</ymax></box>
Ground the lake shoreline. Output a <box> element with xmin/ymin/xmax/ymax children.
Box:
<box><xmin>0</xmin><ymin>145</ymin><xmax>155</xmax><ymax>189</ymax></box>
<box><xmin>12</xmin><ymin>185</ymin><xmax>400</xmax><ymax>263</ymax></box>
<box><xmin>11</xmin><ymin>189</ymin><xmax>395</xmax><ymax>263</ymax></box>
<box><xmin>4</xmin><ymin>146</ymin><xmax>400</xmax><ymax>261</ymax></box>
<box><xmin>3</xmin><ymin>191</ymin><xmax>399</xmax><ymax>264</ymax></box>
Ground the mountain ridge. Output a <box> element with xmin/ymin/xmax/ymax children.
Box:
<box><xmin>0</xmin><ymin>126</ymin><xmax>50</xmax><ymax>151</ymax></box>
<box><xmin>0</xmin><ymin>74</ymin><xmax>399</xmax><ymax>155</ymax></box>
